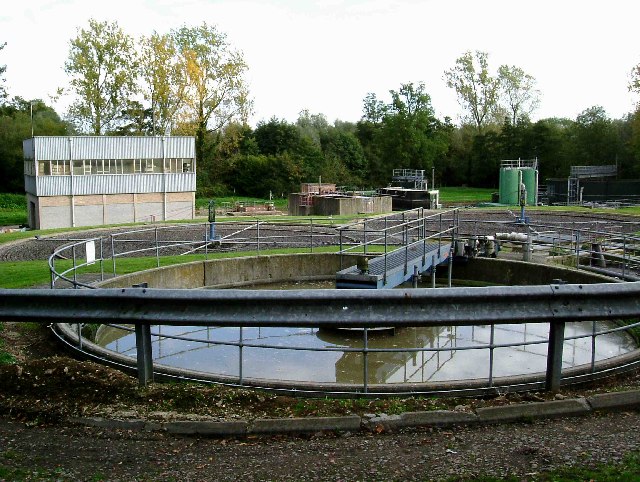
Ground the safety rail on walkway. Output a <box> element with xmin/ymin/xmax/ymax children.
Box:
<box><xmin>336</xmin><ymin>208</ymin><xmax>459</xmax><ymax>288</ymax></box>
<box><xmin>492</xmin><ymin>222</ymin><xmax>640</xmax><ymax>281</ymax></box>
<box><xmin>1</xmin><ymin>284</ymin><xmax>640</xmax><ymax>395</ymax></box>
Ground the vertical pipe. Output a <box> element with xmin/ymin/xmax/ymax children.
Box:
<box><xmin>447</xmin><ymin>247</ymin><xmax>453</xmax><ymax>287</ymax></box>
<box><xmin>310</xmin><ymin>218</ymin><xmax>314</xmax><ymax>253</ymax></box>
<box><xmin>412</xmin><ymin>265</ymin><xmax>419</xmax><ymax>288</ymax></box>
<box><xmin>546</xmin><ymin>321</ymin><xmax>566</xmax><ymax>392</ymax></box>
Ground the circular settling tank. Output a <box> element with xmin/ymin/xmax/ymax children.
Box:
<box><xmin>91</xmin><ymin>278</ymin><xmax>637</xmax><ymax>389</ymax></box>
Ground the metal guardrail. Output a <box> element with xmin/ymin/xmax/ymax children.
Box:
<box><xmin>2</xmin><ymin>283</ymin><xmax>640</xmax><ymax>394</ymax></box>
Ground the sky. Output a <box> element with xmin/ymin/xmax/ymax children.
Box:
<box><xmin>1</xmin><ymin>0</ymin><xmax>639</xmax><ymax>127</ymax></box>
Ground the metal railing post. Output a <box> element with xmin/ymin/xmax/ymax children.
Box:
<box><xmin>310</xmin><ymin>218</ymin><xmax>314</xmax><ymax>253</ymax></box>
<box><xmin>431</xmin><ymin>255</ymin><xmax>436</xmax><ymax>288</ymax></box>
<box><xmin>204</xmin><ymin>223</ymin><xmax>209</xmax><ymax>260</ymax></box>
<box><xmin>545</xmin><ymin>321</ymin><xmax>566</xmax><ymax>392</ymax></box>
<box><xmin>256</xmin><ymin>220</ymin><xmax>260</xmax><ymax>255</ymax></box>
<box><xmin>488</xmin><ymin>324</ymin><xmax>495</xmax><ymax>387</ymax></box>
<box><xmin>384</xmin><ymin>230</ymin><xmax>388</xmax><ymax>285</ymax></box>
<box><xmin>135</xmin><ymin>323</ymin><xmax>154</xmax><ymax>386</ymax></box>
<box><xmin>72</xmin><ymin>244</ymin><xmax>77</xmax><ymax>289</ymax></box>
<box><xmin>363</xmin><ymin>220</ymin><xmax>367</xmax><ymax>255</ymax></box>
<box><xmin>448</xmin><ymin>247</ymin><xmax>453</xmax><ymax>287</ymax></box>
<box><xmin>132</xmin><ymin>283</ymin><xmax>153</xmax><ymax>387</ymax></box>
<box><xmin>339</xmin><ymin>228</ymin><xmax>343</xmax><ymax>269</ymax></box>
<box><xmin>363</xmin><ymin>328</ymin><xmax>369</xmax><ymax>394</ymax></box>
<box><xmin>622</xmin><ymin>235</ymin><xmax>627</xmax><ymax>279</ymax></box>
<box><xmin>155</xmin><ymin>227</ymin><xmax>160</xmax><ymax>268</ymax></box>
<box><xmin>111</xmin><ymin>235</ymin><xmax>117</xmax><ymax>277</ymax></box>
<box><xmin>575</xmin><ymin>230</ymin><xmax>581</xmax><ymax>269</ymax></box>
<box><xmin>99</xmin><ymin>238</ymin><xmax>104</xmax><ymax>282</ymax></box>
<box><xmin>239</xmin><ymin>326</ymin><xmax>244</xmax><ymax>385</ymax></box>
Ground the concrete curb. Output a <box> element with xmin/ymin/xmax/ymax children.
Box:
<box><xmin>68</xmin><ymin>390</ymin><xmax>640</xmax><ymax>437</ymax></box>
<box><xmin>586</xmin><ymin>389</ymin><xmax>640</xmax><ymax>411</ymax></box>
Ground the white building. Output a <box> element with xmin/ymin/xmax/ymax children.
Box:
<box><xmin>23</xmin><ymin>136</ymin><xmax>196</xmax><ymax>229</ymax></box>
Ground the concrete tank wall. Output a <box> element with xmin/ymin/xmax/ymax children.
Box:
<box><xmin>97</xmin><ymin>253</ymin><xmax>345</xmax><ymax>289</ymax></box>
<box><xmin>440</xmin><ymin>257</ymin><xmax>615</xmax><ymax>285</ymax></box>
<box><xmin>97</xmin><ymin>253</ymin><xmax>614</xmax><ymax>290</ymax></box>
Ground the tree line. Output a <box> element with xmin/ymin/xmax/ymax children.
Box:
<box><xmin>1</xmin><ymin>22</ymin><xmax>640</xmax><ymax>198</ymax></box>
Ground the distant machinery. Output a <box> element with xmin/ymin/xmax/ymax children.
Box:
<box><xmin>545</xmin><ymin>165</ymin><xmax>640</xmax><ymax>205</ymax></box>
<box><xmin>288</xmin><ymin>183</ymin><xmax>392</xmax><ymax>216</ymax></box>
<box><xmin>379</xmin><ymin>169</ymin><xmax>441</xmax><ymax>210</ymax></box>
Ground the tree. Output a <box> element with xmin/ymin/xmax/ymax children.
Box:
<box><xmin>172</xmin><ymin>23</ymin><xmax>252</xmax><ymax>164</ymax></box>
<box><xmin>573</xmin><ymin>106</ymin><xmax>619</xmax><ymax>164</ymax></box>
<box><xmin>498</xmin><ymin>65</ymin><xmax>540</xmax><ymax>125</ymax></box>
<box><xmin>0</xmin><ymin>41</ymin><xmax>7</xmax><ymax>102</ymax></box>
<box><xmin>357</xmin><ymin>83</ymin><xmax>449</xmax><ymax>186</ymax></box>
<box><xmin>296</xmin><ymin>109</ymin><xmax>329</xmax><ymax>146</ymax></box>
<box><xmin>139</xmin><ymin>32</ymin><xmax>187</xmax><ymax>135</ymax></box>
<box><xmin>64</xmin><ymin>19</ymin><xmax>139</xmax><ymax>135</ymax></box>
<box><xmin>110</xmin><ymin>100</ymin><xmax>153</xmax><ymax>136</ymax></box>
<box><xmin>630</xmin><ymin>62</ymin><xmax>640</xmax><ymax>97</ymax></box>
<box><xmin>444</xmin><ymin>51</ymin><xmax>500</xmax><ymax>131</ymax></box>
<box><xmin>254</xmin><ymin>117</ymin><xmax>301</xmax><ymax>156</ymax></box>
<box><xmin>0</xmin><ymin>98</ymin><xmax>67</xmax><ymax>192</ymax></box>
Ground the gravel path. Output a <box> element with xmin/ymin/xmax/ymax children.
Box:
<box><xmin>1</xmin><ymin>410</ymin><xmax>638</xmax><ymax>481</ymax></box>
<box><xmin>2</xmin><ymin>209</ymin><xmax>640</xmax><ymax>263</ymax></box>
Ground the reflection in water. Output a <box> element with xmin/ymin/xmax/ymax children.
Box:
<box><xmin>95</xmin><ymin>321</ymin><xmax>636</xmax><ymax>385</ymax></box>
<box><xmin>94</xmin><ymin>279</ymin><xmax>636</xmax><ymax>384</ymax></box>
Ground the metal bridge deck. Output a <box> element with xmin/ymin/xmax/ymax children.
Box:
<box><xmin>336</xmin><ymin>241</ymin><xmax>451</xmax><ymax>289</ymax></box>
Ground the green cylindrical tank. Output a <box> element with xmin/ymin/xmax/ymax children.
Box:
<box><xmin>499</xmin><ymin>168</ymin><xmax>521</xmax><ymax>204</ymax></box>
<box><xmin>521</xmin><ymin>168</ymin><xmax>538</xmax><ymax>205</ymax></box>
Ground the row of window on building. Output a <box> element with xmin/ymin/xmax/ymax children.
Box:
<box><xmin>25</xmin><ymin>158</ymin><xmax>194</xmax><ymax>176</ymax></box>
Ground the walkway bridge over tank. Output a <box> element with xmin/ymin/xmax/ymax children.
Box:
<box><xmin>335</xmin><ymin>208</ymin><xmax>458</xmax><ymax>289</ymax></box>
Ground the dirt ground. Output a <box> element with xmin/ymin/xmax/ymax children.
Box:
<box><xmin>2</xmin><ymin>212</ymin><xmax>640</xmax><ymax>480</ymax></box>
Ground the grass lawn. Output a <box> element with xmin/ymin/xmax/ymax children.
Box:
<box><xmin>438</xmin><ymin>186</ymin><xmax>495</xmax><ymax>203</ymax></box>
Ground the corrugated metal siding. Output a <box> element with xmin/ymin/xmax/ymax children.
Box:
<box><xmin>34</xmin><ymin>173</ymin><xmax>196</xmax><ymax>196</ymax></box>
<box><xmin>23</xmin><ymin>139</ymin><xmax>35</xmax><ymax>159</ymax></box>
<box><xmin>24</xmin><ymin>175</ymin><xmax>37</xmax><ymax>194</ymax></box>
<box><xmin>28</xmin><ymin>136</ymin><xmax>195</xmax><ymax>161</ymax></box>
